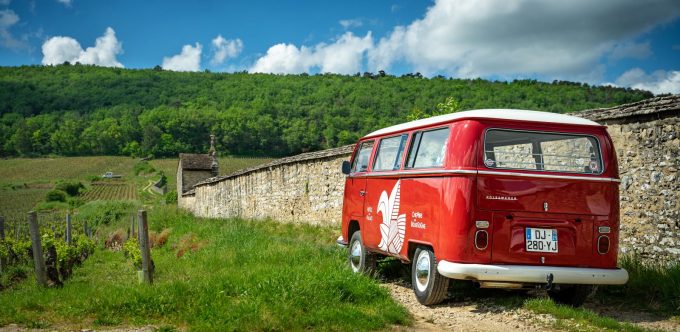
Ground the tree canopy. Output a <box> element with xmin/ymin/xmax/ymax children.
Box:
<box><xmin>0</xmin><ymin>64</ymin><xmax>653</xmax><ymax>157</ymax></box>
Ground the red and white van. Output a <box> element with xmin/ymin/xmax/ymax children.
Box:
<box><xmin>338</xmin><ymin>109</ymin><xmax>628</xmax><ymax>306</ymax></box>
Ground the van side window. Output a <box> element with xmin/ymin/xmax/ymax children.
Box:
<box><xmin>405</xmin><ymin>127</ymin><xmax>450</xmax><ymax>168</ymax></box>
<box><xmin>351</xmin><ymin>141</ymin><xmax>374</xmax><ymax>173</ymax></box>
<box><xmin>373</xmin><ymin>134</ymin><xmax>409</xmax><ymax>171</ymax></box>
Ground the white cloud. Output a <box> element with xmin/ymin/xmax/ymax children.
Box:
<box><xmin>41</xmin><ymin>27</ymin><xmax>123</xmax><ymax>67</ymax></box>
<box><xmin>251</xmin><ymin>32</ymin><xmax>372</xmax><ymax>74</ymax></box>
<box><xmin>57</xmin><ymin>0</ymin><xmax>72</xmax><ymax>7</ymax></box>
<box><xmin>210</xmin><ymin>35</ymin><xmax>242</xmax><ymax>66</ymax></box>
<box><xmin>368</xmin><ymin>0</ymin><xmax>680</xmax><ymax>79</ymax></box>
<box><xmin>0</xmin><ymin>9</ymin><xmax>27</xmax><ymax>51</ymax></box>
<box><xmin>614</xmin><ymin>68</ymin><xmax>680</xmax><ymax>94</ymax></box>
<box><xmin>162</xmin><ymin>43</ymin><xmax>202</xmax><ymax>72</ymax></box>
<box><xmin>339</xmin><ymin>19</ymin><xmax>363</xmax><ymax>29</ymax></box>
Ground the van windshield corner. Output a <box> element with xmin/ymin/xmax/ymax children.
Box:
<box><xmin>483</xmin><ymin>129</ymin><xmax>603</xmax><ymax>174</ymax></box>
<box><xmin>351</xmin><ymin>140</ymin><xmax>374</xmax><ymax>173</ymax></box>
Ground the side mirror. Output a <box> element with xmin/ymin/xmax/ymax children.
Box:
<box><xmin>341</xmin><ymin>160</ymin><xmax>351</xmax><ymax>175</ymax></box>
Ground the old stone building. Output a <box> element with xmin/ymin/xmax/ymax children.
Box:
<box><xmin>176</xmin><ymin>135</ymin><xmax>219</xmax><ymax>195</ymax></box>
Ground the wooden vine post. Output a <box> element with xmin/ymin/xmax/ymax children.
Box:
<box><xmin>65</xmin><ymin>213</ymin><xmax>72</xmax><ymax>244</ymax></box>
<box><xmin>0</xmin><ymin>215</ymin><xmax>4</xmax><ymax>273</ymax></box>
<box><xmin>137</xmin><ymin>210</ymin><xmax>153</xmax><ymax>284</ymax></box>
<box><xmin>28</xmin><ymin>211</ymin><xmax>48</xmax><ymax>287</ymax></box>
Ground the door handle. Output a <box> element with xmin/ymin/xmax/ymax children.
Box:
<box><xmin>359</xmin><ymin>190</ymin><xmax>366</xmax><ymax>196</ymax></box>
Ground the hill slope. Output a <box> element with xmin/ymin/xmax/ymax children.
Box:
<box><xmin>0</xmin><ymin>65</ymin><xmax>653</xmax><ymax>157</ymax></box>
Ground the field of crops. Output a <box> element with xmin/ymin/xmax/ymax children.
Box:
<box><xmin>0</xmin><ymin>156</ymin><xmax>138</xmax><ymax>186</ymax></box>
<box><xmin>0</xmin><ymin>188</ymin><xmax>49</xmax><ymax>220</ymax></box>
<box><xmin>81</xmin><ymin>182</ymin><xmax>137</xmax><ymax>201</ymax></box>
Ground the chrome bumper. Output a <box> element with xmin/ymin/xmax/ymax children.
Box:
<box><xmin>336</xmin><ymin>236</ymin><xmax>348</xmax><ymax>247</ymax></box>
<box><xmin>437</xmin><ymin>261</ymin><xmax>629</xmax><ymax>285</ymax></box>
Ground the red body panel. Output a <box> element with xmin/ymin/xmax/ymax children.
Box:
<box><xmin>341</xmin><ymin>117</ymin><xmax>621</xmax><ymax>273</ymax></box>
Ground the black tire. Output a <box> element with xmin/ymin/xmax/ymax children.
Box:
<box><xmin>348</xmin><ymin>231</ymin><xmax>376</xmax><ymax>274</ymax></box>
<box><xmin>547</xmin><ymin>284</ymin><xmax>595</xmax><ymax>307</ymax></box>
<box><xmin>412</xmin><ymin>247</ymin><xmax>449</xmax><ymax>305</ymax></box>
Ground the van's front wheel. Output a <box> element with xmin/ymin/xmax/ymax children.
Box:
<box><xmin>547</xmin><ymin>284</ymin><xmax>595</xmax><ymax>307</ymax></box>
<box><xmin>348</xmin><ymin>231</ymin><xmax>376</xmax><ymax>274</ymax></box>
<box><xmin>412</xmin><ymin>247</ymin><xmax>449</xmax><ymax>305</ymax></box>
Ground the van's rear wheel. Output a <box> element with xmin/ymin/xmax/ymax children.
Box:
<box><xmin>348</xmin><ymin>231</ymin><xmax>376</xmax><ymax>274</ymax></box>
<box><xmin>412</xmin><ymin>247</ymin><xmax>449</xmax><ymax>305</ymax></box>
<box><xmin>547</xmin><ymin>284</ymin><xmax>595</xmax><ymax>307</ymax></box>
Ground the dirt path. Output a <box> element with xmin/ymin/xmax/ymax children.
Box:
<box><xmin>385</xmin><ymin>281</ymin><xmax>680</xmax><ymax>332</ymax></box>
<box><xmin>385</xmin><ymin>281</ymin><xmax>557</xmax><ymax>331</ymax></box>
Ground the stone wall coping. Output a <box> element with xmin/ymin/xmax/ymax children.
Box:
<box><xmin>572</xmin><ymin>95</ymin><xmax>679</xmax><ymax>122</ymax></box>
<box><xmin>194</xmin><ymin>144</ymin><xmax>355</xmax><ymax>187</ymax></box>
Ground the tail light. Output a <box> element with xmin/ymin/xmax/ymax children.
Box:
<box><xmin>598</xmin><ymin>235</ymin><xmax>610</xmax><ymax>254</ymax></box>
<box><xmin>475</xmin><ymin>230</ymin><xmax>488</xmax><ymax>250</ymax></box>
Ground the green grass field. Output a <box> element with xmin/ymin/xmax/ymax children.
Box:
<box><xmin>0</xmin><ymin>207</ymin><xmax>410</xmax><ymax>331</ymax></box>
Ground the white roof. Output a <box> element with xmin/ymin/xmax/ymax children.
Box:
<box><xmin>366</xmin><ymin>109</ymin><xmax>601</xmax><ymax>137</ymax></box>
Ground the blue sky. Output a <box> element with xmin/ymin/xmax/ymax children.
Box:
<box><xmin>0</xmin><ymin>0</ymin><xmax>679</xmax><ymax>94</ymax></box>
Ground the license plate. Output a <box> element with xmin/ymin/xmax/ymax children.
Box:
<box><xmin>525</xmin><ymin>228</ymin><xmax>558</xmax><ymax>253</ymax></box>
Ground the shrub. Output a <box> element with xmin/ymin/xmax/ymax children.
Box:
<box><xmin>77</xmin><ymin>201</ymin><xmax>137</xmax><ymax>227</ymax></box>
<box><xmin>164</xmin><ymin>190</ymin><xmax>177</xmax><ymax>204</ymax></box>
<box><xmin>122</xmin><ymin>238</ymin><xmax>142</xmax><ymax>269</ymax></box>
<box><xmin>104</xmin><ymin>229</ymin><xmax>126</xmax><ymax>251</ymax></box>
<box><xmin>134</xmin><ymin>161</ymin><xmax>156</xmax><ymax>175</ymax></box>
<box><xmin>55</xmin><ymin>181</ymin><xmax>85</xmax><ymax>196</ymax></box>
<box><xmin>45</xmin><ymin>189</ymin><xmax>67</xmax><ymax>202</ymax></box>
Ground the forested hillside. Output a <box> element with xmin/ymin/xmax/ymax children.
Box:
<box><xmin>0</xmin><ymin>65</ymin><xmax>653</xmax><ymax>157</ymax></box>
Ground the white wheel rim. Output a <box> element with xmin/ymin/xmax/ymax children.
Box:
<box><xmin>415</xmin><ymin>251</ymin><xmax>431</xmax><ymax>292</ymax></box>
<box><xmin>350</xmin><ymin>240</ymin><xmax>362</xmax><ymax>272</ymax></box>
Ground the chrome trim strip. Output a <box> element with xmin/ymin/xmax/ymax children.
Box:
<box><xmin>478</xmin><ymin>170</ymin><xmax>620</xmax><ymax>182</ymax></box>
<box><xmin>438</xmin><ymin>261</ymin><xmax>629</xmax><ymax>285</ymax></box>
<box><xmin>354</xmin><ymin>169</ymin><xmax>619</xmax><ymax>182</ymax></box>
<box><xmin>359</xmin><ymin>169</ymin><xmax>478</xmax><ymax>177</ymax></box>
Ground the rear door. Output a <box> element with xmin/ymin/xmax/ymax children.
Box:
<box><xmin>479</xmin><ymin>129</ymin><xmax>614</xmax><ymax>266</ymax></box>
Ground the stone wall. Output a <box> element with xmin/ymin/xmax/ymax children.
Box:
<box><xmin>179</xmin><ymin>145</ymin><xmax>353</xmax><ymax>225</ymax></box>
<box><xmin>572</xmin><ymin>95</ymin><xmax>680</xmax><ymax>262</ymax></box>
<box><xmin>180</xmin><ymin>95</ymin><xmax>680</xmax><ymax>262</ymax></box>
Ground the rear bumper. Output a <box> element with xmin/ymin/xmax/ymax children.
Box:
<box><xmin>437</xmin><ymin>261</ymin><xmax>628</xmax><ymax>285</ymax></box>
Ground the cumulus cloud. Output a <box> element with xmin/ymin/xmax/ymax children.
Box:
<box><xmin>162</xmin><ymin>43</ymin><xmax>202</xmax><ymax>72</ymax></box>
<box><xmin>609</xmin><ymin>41</ymin><xmax>652</xmax><ymax>60</ymax></box>
<box><xmin>251</xmin><ymin>32</ymin><xmax>372</xmax><ymax>74</ymax></box>
<box><xmin>339</xmin><ymin>19</ymin><xmax>363</xmax><ymax>29</ymax></box>
<box><xmin>57</xmin><ymin>0</ymin><xmax>72</xmax><ymax>7</ymax></box>
<box><xmin>368</xmin><ymin>0</ymin><xmax>680</xmax><ymax>78</ymax></box>
<box><xmin>210</xmin><ymin>35</ymin><xmax>242</xmax><ymax>66</ymax></box>
<box><xmin>614</xmin><ymin>68</ymin><xmax>680</xmax><ymax>94</ymax></box>
<box><xmin>41</xmin><ymin>27</ymin><xmax>123</xmax><ymax>67</ymax></box>
<box><xmin>0</xmin><ymin>9</ymin><xmax>28</xmax><ymax>51</ymax></box>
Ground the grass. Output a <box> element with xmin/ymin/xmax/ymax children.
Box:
<box><xmin>524</xmin><ymin>298</ymin><xmax>647</xmax><ymax>332</ymax></box>
<box><xmin>0</xmin><ymin>206</ymin><xmax>410</xmax><ymax>331</ymax></box>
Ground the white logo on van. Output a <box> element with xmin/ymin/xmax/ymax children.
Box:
<box><xmin>378</xmin><ymin>180</ymin><xmax>406</xmax><ymax>254</ymax></box>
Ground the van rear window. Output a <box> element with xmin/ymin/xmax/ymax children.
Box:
<box><xmin>484</xmin><ymin>129</ymin><xmax>602</xmax><ymax>174</ymax></box>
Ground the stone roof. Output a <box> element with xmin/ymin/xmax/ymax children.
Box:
<box><xmin>572</xmin><ymin>95</ymin><xmax>680</xmax><ymax>123</ymax></box>
<box><xmin>179</xmin><ymin>153</ymin><xmax>213</xmax><ymax>170</ymax></box>
<box><xmin>195</xmin><ymin>145</ymin><xmax>354</xmax><ymax>187</ymax></box>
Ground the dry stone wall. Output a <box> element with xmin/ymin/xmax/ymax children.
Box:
<box><xmin>180</xmin><ymin>95</ymin><xmax>680</xmax><ymax>262</ymax></box>
<box><xmin>573</xmin><ymin>95</ymin><xmax>680</xmax><ymax>263</ymax></box>
<box><xmin>180</xmin><ymin>145</ymin><xmax>353</xmax><ymax>225</ymax></box>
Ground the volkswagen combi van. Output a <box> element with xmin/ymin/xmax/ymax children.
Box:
<box><xmin>338</xmin><ymin>109</ymin><xmax>628</xmax><ymax>306</ymax></box>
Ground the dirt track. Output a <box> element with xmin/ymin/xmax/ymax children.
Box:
<box><xmin>385</xmin><ymin>280</ymin><xmax>680</xmax><ymax>332</ymax></box>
